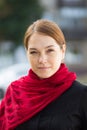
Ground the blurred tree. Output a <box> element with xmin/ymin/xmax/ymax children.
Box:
<box><xmin>0</xmin><ymin>0</ymin><xmax>43</xmax><ymax>46</ymax></box>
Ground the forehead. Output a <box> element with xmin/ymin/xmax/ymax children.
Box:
<box><xmin>28</xmin><ymin>32</ymin><xmax>59</xmax><ymax>48</ymax></box>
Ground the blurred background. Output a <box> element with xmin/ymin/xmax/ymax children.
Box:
<box><xmin>0</xmin><ymin>0</ymin><xmax>87</xmax><ymax>101</ymax></box>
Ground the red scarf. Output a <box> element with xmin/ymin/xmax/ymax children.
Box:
<box><xmin>0</xmin><ymin>63</ymin><xmax>76</xmax><ymax>130</ymax></box>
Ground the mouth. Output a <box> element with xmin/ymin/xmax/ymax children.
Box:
<box><xmin>38</xmin><ymin>67</ymin><xmax>50</xmax><ymax>70</ymax></box>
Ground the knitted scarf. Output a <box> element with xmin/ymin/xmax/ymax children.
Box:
<box><xmin>0</xmin><ymin>63</ymin><xmax>76</xmax><ymax>130</ymax></box>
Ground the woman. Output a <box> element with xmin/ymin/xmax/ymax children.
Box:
<box><xmin>0</xmin><ymin>19</ymin><xmax>87</xmax><ymax>130</ymax></box>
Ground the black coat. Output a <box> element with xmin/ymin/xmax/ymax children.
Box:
<box><xmin>15</xmin><ymin>81</ymin><xmax>87</xmax><ymax>130</ymax></box>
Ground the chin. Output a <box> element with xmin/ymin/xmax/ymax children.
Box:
<box><xmin>38</xmin><ymin>74</ymin><xmax>53</xmax><ymax>79</ymax></box>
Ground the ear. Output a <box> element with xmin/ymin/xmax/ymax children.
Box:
<box><xmin>61</xmin><ymin>44</ymin><xmax>66</xmax><ymax>62</ymax></box>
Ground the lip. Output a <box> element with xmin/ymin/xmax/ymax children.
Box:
<box><xmin>38</xmin><ymin>67</ymin><xmax>50</xmax><ymax>70</ymax></box>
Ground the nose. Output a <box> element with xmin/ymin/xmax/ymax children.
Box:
<box><xmin>38</xmin><ymin>54</ymin><xmax>47</xmax><ymax>63</ymax></box>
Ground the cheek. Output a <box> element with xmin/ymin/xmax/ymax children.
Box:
<box><xmin>53</xmin><ymin>53</ymin><xmax>63</xmax><ymax>62</ymax></box>
<box><xmin>29</xmin><ymin>57</ymin><xmax>37</xmax><ymax>68</ymax></box>
<box><xmin>29</xmin><ymin>58</ymin><xmax>34</xmax><ymax>65</ymax></box>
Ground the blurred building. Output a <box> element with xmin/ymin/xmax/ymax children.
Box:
<box><xmin>39</xmin><ymin>0</ymin><xmax>87</xmax><ymax>68</ymax></box>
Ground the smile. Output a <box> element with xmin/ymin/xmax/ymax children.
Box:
<box><xmin>38</xmin><ymin>67</ymin><xmax>50</xmax><ymax>70</ymax></box>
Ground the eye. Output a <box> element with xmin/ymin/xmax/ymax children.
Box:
<box><xmin>47</xmin><ymin>49</ymin><xmax>54</xmax><ymax>53</ymax></box>
<box><xmin>29</xmin><ymin>51</ymin><xmax>38</xmax><ymax>54</ymax></box>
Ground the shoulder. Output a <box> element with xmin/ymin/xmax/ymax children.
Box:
<box><xmin>73</xmin><ymin>81</ymin><xmax>87</xmax><ymax>122</ymax></box>
<box><xmin>10</xmin><ymin>76</ymin><xmax>26</xmax><ymax>86</ymax></box>
<box><xmin>71</xmin><ymin>80</ymin><xmax>87</xmax><ymax>98</ymax></box>
<box><xmin>71</xmin><ymin>80</ymin><xmax>87</xmax><ymax>107</ymax></box>
<box><xmin>63</xmin><ymin>80</ymin><xmax>87</xmax><ymax>103</ymax></box>
<box><xmin>4</xmin><ymin>76</ymin><xmax>26</xmax><ymax>94</ymax></box>
<box><xmin>72</xmin><ymin>80</ymin><xmax>87</xmax><ymax>88</ymax></box>
<box><xmin>70</xmin><ymin>80</ymin><xmax>87</xmax><ymax>93</ymax></box>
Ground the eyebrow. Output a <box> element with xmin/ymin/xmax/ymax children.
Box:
<box><xmin>29</xmin><ymin>45</ymin><xmax>55</xmax><ymax>50</ymax></box>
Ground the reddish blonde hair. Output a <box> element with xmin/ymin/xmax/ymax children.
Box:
<box><xmin>24</xmin><ymin>19</ymin><xmax>66</xmax><ymax>50</ymax></box>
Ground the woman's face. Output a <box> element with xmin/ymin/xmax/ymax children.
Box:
<box><xmin>27</xmin><ymin>33</ymin><xmax>66</xmax><ymax>79</ymax></box>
